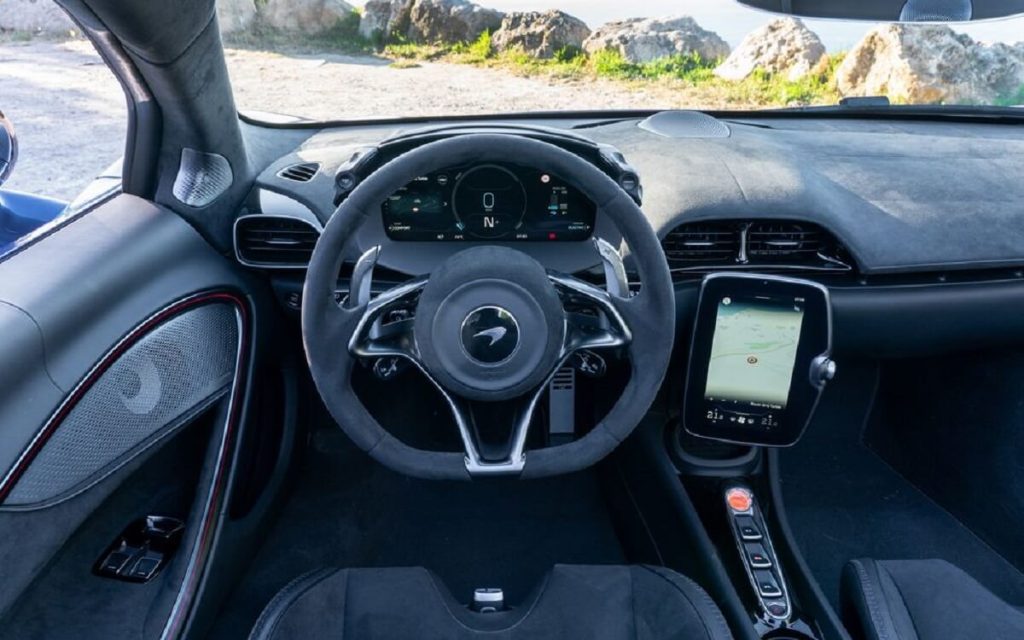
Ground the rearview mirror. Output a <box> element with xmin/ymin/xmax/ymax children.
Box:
<box><xmin>0</xmin><ymin>111</ymin><xmax>16</xmax><ymax>188</ymax></box>
<box><xmin>736</xmin><ymin>0</ymin><xmax>1024</xmax><ymax>22</ymax></box>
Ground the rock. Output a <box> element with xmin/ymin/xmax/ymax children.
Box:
<box><xmin>836</xmin><ymin>24</ymin><xmax>1024</xmax><ymax>104</ymax></box>
<box><xmin>403</xmin><ymin>0</ymin><xmax>503</xmax><ymax>44</ymax></box>
<box><xmin>359</xmin><ymin>0</ymin><xmax>409</xmax><ymax>42</ymax></box>
<box><xmin>0</xmin><ymin>0</ymin><xmax>75</xmax><ymax>33</ymax></box>
<box><xmin>261</xmin><ymin>0</ymin><xmax>356</xmax><ymax>35</ymax></box>
<box><xmin>360</xmin><ymin>0</ymin><xmax>501</xmax><ymax>45</ymax></box>
<box><xmin>217</xmin><ymin>0</ymin><xmax>257</xmax><ymax>34</ymax></box>
<box><xmin>491</xmin><ymin>10</ymin><xmax>590</xmax><ymax>59</ymax></box>
<box><xmin>714</xmin><ymin>18</ymin><xmax>826</xmax><ymax>81</ymax></box>
<box><xmin>583</xmin><ymin>16</ymin><xmax>729</xmax><ymax>64</ymax></box>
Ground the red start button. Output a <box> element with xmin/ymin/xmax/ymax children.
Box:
<box><xmin>726</xmin><ymin>487</ymin><xmax>753</xmax><ymax>513</ymax></box>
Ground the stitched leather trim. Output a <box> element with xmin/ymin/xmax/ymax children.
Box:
<box><xmin>249</xmin><ymin>568</ymin><xmax>339</xmax><ymax>640</ymax></box>
<box><xmin>848</xmin><ymin>559</ymin><xmax>920</xmax><ymax>640</ymax></box>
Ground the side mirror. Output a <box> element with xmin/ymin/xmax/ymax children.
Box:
<box><xmin>0</xmin><ymin>111</ymin><xmax>16</xmax><ymax>188</ymax></box>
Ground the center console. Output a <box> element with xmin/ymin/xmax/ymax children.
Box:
<box><xmin>676</xmin><ymin>274</ymin><xmax>841</xmax><ymax>640</ymax></box>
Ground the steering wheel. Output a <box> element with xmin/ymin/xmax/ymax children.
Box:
<box><xmin>302</xmin><ymin>134</ymin><xmax>674</xmax><ymax>480</ymax></box>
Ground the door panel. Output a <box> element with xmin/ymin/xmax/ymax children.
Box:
<box><xmin>0</xmin><ymin>194</ymin><xmax>244</xmax><ymax>390</ymax></box>
<box><xmin>0</xmin><ymin>194</ymin><xmax>286</xmax><ymax>638</ymax></box>
<box><xmin>0</xmin><ymin>302</ymin><xmax>65</xmax><ymax>470</ymax></box>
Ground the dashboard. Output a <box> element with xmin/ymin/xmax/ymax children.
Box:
<box><xmin>381</xmin><ymin>163</ymin><xmax>596</xmax><ymax>242</ymax></box>
<box><xmin>241</xmin><ymin>112</ymin><xmax>1024</xmax><ymax>363</ymax></box>
<box><xmin>247</xmin><ymin>113</ymin><xmax>1024</xmax><ymax>280</ymax></box>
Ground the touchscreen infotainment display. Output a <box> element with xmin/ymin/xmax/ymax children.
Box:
<box><xmin>704</xmin><ymin>297</ymin><xmax>805</xmax><ymax>410</ymax></box>
<box><xmin>683</xmin><ymin>274</ymin><xmax>834</xmax><ymax>447</ymax></box>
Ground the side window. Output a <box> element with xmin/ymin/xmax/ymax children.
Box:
<box><xmin>0</xmin><ymin>3</ymin><xmax>127</xmax><ymax>251</ymax></box>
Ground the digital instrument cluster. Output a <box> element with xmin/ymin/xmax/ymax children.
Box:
<box><xmin>381</xmin><ymin>163</ymin><xmax>596</xmax><ymax>242</ymax></box>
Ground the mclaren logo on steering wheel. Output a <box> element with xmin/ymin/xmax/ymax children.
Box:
<box><xmin>473</xmin><ymin>326</ymin><xmax>508</xmax><ymax>346</ymax></box>
<box><xmin>461</xmin><ymin>306</ymin><xmax>520</xmax><ymax>364</ymax></box>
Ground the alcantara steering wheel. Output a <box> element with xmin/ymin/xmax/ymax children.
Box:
<box><xmin>302</xmin><ymin>134</ymin><xmax>675</xmax><ymax>480</ymax></box>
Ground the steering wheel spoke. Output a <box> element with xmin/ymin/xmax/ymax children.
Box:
<box><xmin>344</xmin><ymin>247</ymin><xmax>427</xmax><ymax>361</ymax></box>
<box><xmin>549</xmin><ymin>271</ymin><xmax>632</xmax><ymax>355</ymax></box>
<box><xmin>347</xmin><ymin>276</ymin><xmax>426</xmax><ymax>360</ymax></box>
<box><xmin>448</xmin><ymin>394</ymin><xmax>536</xmax><ymax>476</ymax></box>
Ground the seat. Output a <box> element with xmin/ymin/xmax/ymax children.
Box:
<box><xmin>841</xmin><ymin>558</ymin><xmax>1024</xmax><ymax>640</ymax></box>
<box><xmin>250</xmin><ymin>564</ymin><xmax>734</xmax><ymax>640</ymax></box>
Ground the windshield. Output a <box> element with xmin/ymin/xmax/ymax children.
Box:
<box><xmin>220</xmin><ymin>0</ymin><xmax>1024</xmax><ymax>121</ymax></box>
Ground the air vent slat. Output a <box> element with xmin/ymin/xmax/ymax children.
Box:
<box><xmin>661</xmin><ymin>219</ymin><xmax>852</xmax><ymax>276</ymax></box>
<box><xmin>278</xmin><ymin>162</ymin><xmax>320</xmax><ymax>182</ymax></box>
<box><xmin>747</xmin><ymin>222</ymin><xmax>823</xmax><ymax>262</ymax></box>
<box><xmin>662</xmin><ymin>222</ymin><xmax>740</xmax><ymax>267</ymax></box>
<box><xmin>235</xmin><ymin>215</ymin><xmax>321</xmax><ymax>268</ymax></box>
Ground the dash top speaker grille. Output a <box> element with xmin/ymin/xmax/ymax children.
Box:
<box><xmin>5</xmin><ymin>302</ymin><xmax>239</xmax><ymax>506</ymax></box>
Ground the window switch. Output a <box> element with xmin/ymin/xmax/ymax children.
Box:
<box><xmin>745</xmin><ymin>543</ymin><xmax>772</xmax><ymax>568</ymax></box>
<box><xmin>94</xmin><ymin>515</ymin><xmax>183</xmax><ymax>583</ymax></box>
<box><xmin>754</xmin><ymin>570</ymin><xmax>783</xmax><ymax>598</ymax></box>
<box><xmin>98</xmin><ymin>549</ymin><xmax>134</xmax><ymax>576</ymax></box>
<box><xmin>128</xmin><ymin>554</ymin><xmax>163</xmax><ymax>581</ymax></box>
<box><xmin>735</xmin><ymin>515</ymin><xmax>762</xmax><ymax>541</ymax></box>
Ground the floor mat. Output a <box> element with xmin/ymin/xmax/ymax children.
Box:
<box><xmin>866</xmin><ymin>352</ymin><xmax>1024</xmax><ymax>574</ymax></box>
<box><xmin>207</xmin><ymin>426</ymin><xmax>625</xmax><ymax>639</ymax></box>
<box><xmin>778</xmin><ymin>361</ymin><xmax>1024</xmax><ymax>610</ymax></box>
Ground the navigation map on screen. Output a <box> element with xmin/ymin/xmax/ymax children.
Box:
<box><xmin>704</xmin><ymin>298</ymin><xmax>805</xmax><ymax>409</ymax></box>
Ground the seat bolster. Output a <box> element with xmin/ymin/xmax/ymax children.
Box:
<box><xmin>634</xmin><ymin>565</ymin><xmax>734</xmax><ymax>640</ymax></box>
<box><xmin>842</xmin><ymin>558</ymin><xmax>1024</xmax><ymax>640</ymax></box>
<box><xmin>249</xmin><ymin>568</ymin><xmax>340</xmax><ymax>640</ymax></box>
<box><xmin>842</xmin><ymin>559</ymin><xmax>920</xmax><ymax>640</ymax></box>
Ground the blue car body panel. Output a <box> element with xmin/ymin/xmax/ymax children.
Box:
<box><xmin>0</xmin><ymin>189</ymin><xmax>68</xmax><ymax>253</ymax></box>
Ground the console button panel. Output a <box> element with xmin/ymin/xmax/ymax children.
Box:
<box><xmin>724</xmin><ymin>486</ymin><xmax>791</xmax><ymax>622</ymax></box>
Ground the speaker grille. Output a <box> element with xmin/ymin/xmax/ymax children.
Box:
<box><xmin>172</xmin><ymin>148</ymin><xmax>233</xmax><ymax>207</ymax></box>
<box><xmin>6</xmin><ymin>303</ymin><xmax>239</xmax><ymax>506</ymax></box>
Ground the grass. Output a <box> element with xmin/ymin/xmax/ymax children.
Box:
<box><xmin>379</xmin><ymin>30</ymin><xmax>841</xmax><ymax>107</ymax></box>
<box><xmin>223</xmin><ymin>12</ymin><xmax>846</xmax><ymax>108</ymax></box>
<box><xmin>995</xmin><ymin>84</ymin><xmax>1024</xmax><ymax>107</ymax></box>
<box><xmin>0</xmin><ymin>29</ymin><xmax>72</xmax><ymax>43</ymax></box>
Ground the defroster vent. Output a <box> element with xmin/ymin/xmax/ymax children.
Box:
<box><xmin>277</xmin><ymin>162</ymin><xmax>320</xmax><ymax>182</ymax></box>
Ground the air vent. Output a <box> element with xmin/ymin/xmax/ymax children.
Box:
<box><xmin>235</xmin><ymin>215</ymin><xmax>320</xmax><ymax>268</ymax></box>
<box><xmin>747</xmin><ymin>222</ymin><xmax>822</xmax><ymax>261</ymax></box>
<box><xmin>661</xmin><ymin>219</ymin><xmax>852</xmax><ymax>274</ymax></box>
<box><xmin>662</xmin><ymin>222</ymin><xmax>740</xmax><ymax>267</ymax></box>
<box><xmin>277</xmin><ymin>162</ymin><xmax>320</xmax><ymax>182</ymax></box>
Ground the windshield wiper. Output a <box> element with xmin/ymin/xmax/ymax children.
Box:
<box><xmin>747</xmin><ymin>101</ymin><xmax>1024</xmax><ymax>121</ymax></box>
<box><xmin>838</xmin><ymin>96</ymin><xmax>891</xmax><ymax>107</ymax></box>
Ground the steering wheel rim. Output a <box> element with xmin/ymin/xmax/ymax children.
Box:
<box><xmin>302</xmin><ymin>133</ymin><xmax>675</xmax><ymax>480</ymax></box>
